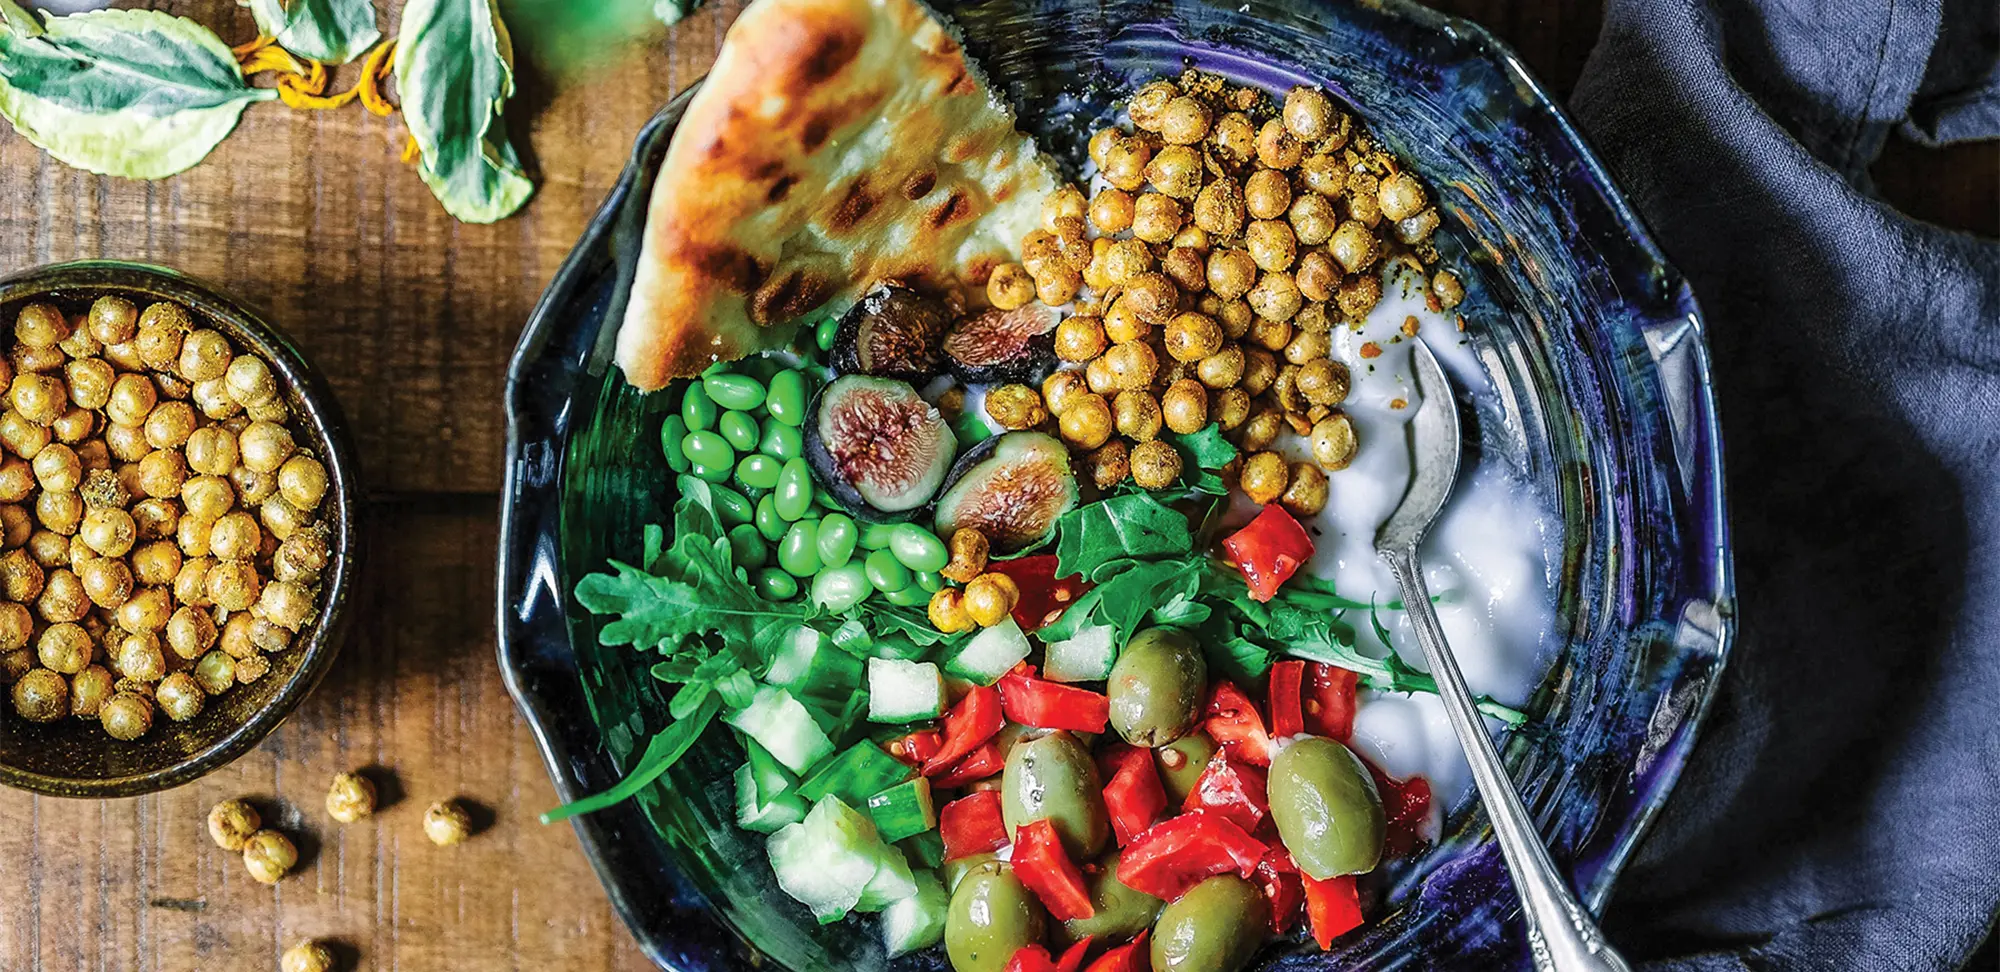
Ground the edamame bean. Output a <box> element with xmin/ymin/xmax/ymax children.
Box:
<box><xmin>916</xmin><ymin>571</ymin><xmax>943</xmax><ymax>593</ymax></box>
<box><xmin>816</xmin><ymin>316</ymin><xmax>841</xmax><ymax>352</ymax></box>
<box><xmin>755</xmin><ymin>568</ymin><xmax>799</xmax><ymax>601</ymax></box>
<box><xmin>811</xmin><ymin>562</ymin><xmax>875</xmax><ymax>612</ymax></box>
<box><xmin>691</xmin><ymin>463</ymin><xmax>730</xmax><ymax>483</ymax></box>
<box><xmin>755</xmin><ymin>496</ymin><xmax>788</xmax><ymax>542</ymax></box>
<box><xmin>817</xmin><ymin>513</ymin><xmax>858</xmax><ymax>569</ymax></box>
<box><xmin>704</xmin><ymin>374</ymin><xmax>767</xmax><ymax>412</ymax></box>
<box><xmin>889</xmin><ymin>523</ymin><xmax>950</xmax><ymax>572</ymax></box>
<box><xmin>860</xmin><ymin>523</ymin><xmax>900</xmax><ymax>550</ymax></box>
<box><xmin>719</xmin><ymin>411</ymin><xmax>760</xmax><ymax>451</ymax></box>
<box><xmin>681</xmin><ymin>383</ymin><xmax>717</xmax><ymax>432</ymax></box>
<box><xmin>766</xmin><ymin>370</ymin><xmax>808</xmax><ymax>428</ymax></box>
<box><xmin>709</xmin><ymin>485</ymin><xmax>755</xmax><ymax>527</ymax></box>
<box><xmin>865</xmin><ymin>548</ymin><xmax>911</xmax><ymax>592</ymax></box>
<box><xmin>682</xmin><ymin>431</ymin><xmax>734</xmax><ymax>471</ymax></box>
<box><xmin>778</xmin><ymin>520</ymin><xmax>822</xmax><ymax>577</ymax></box>
<box><xmin>660</xmin><ymin>416</ymin><xmax>691</xmax><ymax>472</ymax></box>
<box><xmin>885</xmin><ymin>583</ymin><xmax>931</xmax><ymax>607</ymax></box>
<box><xmin>728</xmin><ymin>524</ymin><xmax>768</xmax><ymax>569</ymax></box>
<box><xmin>759</xmin><ymin>419</ymin><xmax>802</xmax><ymax>461</ymax></box>
<box><xmin>736</xmin><ymin>454</ymin><xmax>783</xmax><ymax>491</ymax></box>
<box><xmin>775</xmin><ymin>458</ymin><xmax>814</xmax><ymax>520</ymax></box>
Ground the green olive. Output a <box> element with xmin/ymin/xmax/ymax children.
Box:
<box><xmin>1151</xmin><ymin>875</ymin><xmax>1269</xmax><ymax>972</ymax></box>
<box><xmin>1106</xmin><ymin>627</ymin><xmax>1207</xmax><ymax>747</ymax></box>
<box><xmin>1001</xmin><ymin>731</ymin><xmax>1110</xmax><ymax>858</ymax></box>
<box><xmin>945</xmin><ymin>862</ymin><xmax>1047</xmax><ymax>972</ymax></box>
<box><xmin>1267</xmin><ymin>736</ymin><xmax>1386</xmax><ymax>879</ymax></box>
<box><xmin>1057</xmin><ymin>852</ymin><xmax>1162</xmax><ymax>945</ymax></box>
<box><xmin>1154</xmin><ymin>731</ymin><xmax>1218</xmax><ymax>804</ymax></box>
<box><xmin>941</xmin><ymin>851</ymin><xmax>1000</xmax><ymax>893</ymax></box>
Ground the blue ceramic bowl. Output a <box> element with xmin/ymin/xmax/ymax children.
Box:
<box><xmin>498</xmin><ymin>0</ymin><xmax>1734</xmax><ymax>968</ymax></box>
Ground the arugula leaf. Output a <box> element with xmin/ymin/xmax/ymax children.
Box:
<box><xmin>1166</xmin><ymin>424</ymin><xmax>1238</xmax><ymax>469</ymax></box>
<box><xmin>1053</xmin><ymin>493</ymin><xmax>1194</xmax><ymax>578</ymax></box>
<box><xmin>395</xmin><ymin>0</ymin><xmax>535</xmax><ymax>223</ymax></box>
<box><xmin>540</xmin><ymin>692</ymin><xmax>722</xmax><ymax>824</ymax></box>
<box><xmin>1088</xmin><ymin>558</ymin><xmax>1204</xmax><ymax>644</ymax></box>
<box><xmin>240</xmin><ymin>0</ymin><xmax>381</xmax><ymax>64</ymax></box>
<box><xmin>0</xmin><ymin>3</ymin><xmax>274</xmax><ymax>179</ymax></box>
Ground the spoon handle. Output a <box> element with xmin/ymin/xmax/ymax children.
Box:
<box><xmin>1381</xmin><ymin>546</ymin><xmax>1633</xmax><ymax>972</ymax></box>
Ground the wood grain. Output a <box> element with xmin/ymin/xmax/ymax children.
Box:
<box><xmin>0</xmin><ymin>0</ymin><xmax>1989</xmax><ymax>970</ymax></box>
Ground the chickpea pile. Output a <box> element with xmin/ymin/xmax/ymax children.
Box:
<box><xmin>0</xmin><ymin>296</ymin><xmax>334</xmax><ymax>741</ymax></box>
<box><xmin>984</xmin><ymin>73</ymin><xmax>1467</xmax><ymax>518</ymax></box>
<box><xmin>926</xmin><ymin>527</ymin><xmax>1022</xmax><ymax>633</ymax></box>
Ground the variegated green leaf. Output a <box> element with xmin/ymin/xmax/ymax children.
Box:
<box><xmin>396</xmin><ymin>0</ymin><xmax>534</xmax><ymax>224</ymax></box>
<box><xmin>238</xmin><ymin>0</ymin><xmax>381</xmax><ymax>65</ymax></box>
<box><xmin>0</xmin><ymin>1</ymin><xmax>274</xmax><ymax>179</ymax></box>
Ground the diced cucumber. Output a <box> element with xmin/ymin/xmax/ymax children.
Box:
<box><xmin>944</xmin><ymin>618</ymin><xmax>1032</xmax><ymax>685</ymax></box>
<box><xmin>766</xmin><ymin>625</ymin><xmax>866</xmax><ymax>715</ymax></box>
<box><xmin>1043</xmin><ymin>623</ymin><xmax>1118</xmax><ymax>682</ymax></box>
<box><xmin>799</xmin><ymin>740</ymin><xmax>912</xmax><ymax>806</ymax></box>
<box><xmin>900</xmin><ymin>828</ymin><xmax>946</xmax><ymax>869</ymax></box>
<box><xmin>880</xmin><ymin>869</ymin><xmax>949</xmax><ymax>956</ymax></box>
<box><xmin>735</xmin><ymin>762</ymin><xmax>808</xmax><ymax>833</ymax></box>
<box><xmin>764</xmin><ymin>625</ymin><xmax>828</xmax><ymax>688</ymax></box>
<box><xmin>867</xmin><ymin>658</ymin><xmax>946</xmax><ymax>723</ymax></box>
<box><xmin>766</xmin><ymin>797</ymin><xmax>884</xmax><ymax>924</ymax></box>
<box><xmin>856</xmin><ymin>843</ymin><xmax>918</xmax><ymax>911</ymax></box>
<box><xmin>726</xmin><ymin>686</ymin><xmax>835</xmax><ymax>775</ymax></box>
<box><xmin>867</xmin><ymin>777</ymin><xmax>936</xmax><ymax>843</ymax></box>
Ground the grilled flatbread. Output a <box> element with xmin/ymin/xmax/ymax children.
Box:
<box><xmin>615</xmin><ymin>0</ymin><xmax>1055</xmax><ymax>391</ymax></box>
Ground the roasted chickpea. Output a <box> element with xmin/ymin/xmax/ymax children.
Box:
<box><xmin>1244</xmin><ymin>169</ymin><xmax>1292</xmax><ymax>221</ymax></box>
<box><xmin>14</xmin><ymin>303</ymin><xmax>68</xmax><ymax>349</ymax></box>
<box><xmin>11</xmin><ymin>344</ymin><xmax>64</xmax><ymax>376</ymax></box>
<box><xmin>1289</xmin><ymin>190</ymin><xmax>1340</xmax><ymax>245</ymax></box>
<box><xmin>133</xmin><ymin>303</ymin><xmax>192</xmax><ymax>369</ymax></box>
<box><xmin>1154</xmin><ymin>313</ymin><xmax>1216</xmax><ymax>364</ymax></box>
<box><xmin>36</xmin><ymin>490</ymin><xmax>81</xmax><ymax>536</ymax></box>
<box><xmin>87</xmin><ymin>296</ymin><xmax>139</xmax><ymax>346</ymax></box>
<box><xmin>962</xmin><ymin>573</ymin><xmax>1021</xmax><ymax>628</ymax></box>
<box><xmin>181</xmin><ymin>474</ymin><xmax>234</xmax><ymax>522</ymax></box>
<box><xmin>1272</xmin><ymin>363</ymin><xmax>1308</xmax><ymax>414</ymax></box>
<box><xmin>190</xmin><ymin>650</ymin><xmax>234</xmax><ymax>696</ymax></box>
<box><xmin>255</xmin><ymin>579</ymin><xmax>314</xmax><ymax>631</ymax></box>
<box><xmin>1239</xmin><ymin>451</ymin><xmax>1291</xmax><ymax>504</ymax></box>
<box><xmin>103</xmin><ymin>421</ymin><xmax>148</xmax><ymax>463</ymax></box>
<box><xmin>1128</xmin><ymin>80</ymin><xmax>1179</xmax><ymax>131</ymax></box>
<box><xmin>169</xmin><ymin>327</ymin><xmax>230</xmax><ymax>382</ymax></box>
<box><xmin>939</xmin><ymin>528</ymin><xmax>992</xmax><ymax>586</ymax></box>
<box><xmin>115</xmin><ymin>586</ymin><xmax>171</xmax><ymax>634</ymax></box>
<box><xmin>1089</xmin><ymin>127</ymin><xmax>1124</xmax><ymax>169</ymax></box>
<box><xmin>1120</xmin><ymin>275</ymin><xmax>1177</xmax><ymax>327</ymax></box>
<box><xmin>98</xmin><ymin>691</ymin><xmax>152</xmax><ymax>739</ymax></box>
<box><xmin>1335</xmin><ymin>274</ymin><xmax>1383</xmax><ymax>319</ymax></box>
<box><xmin>1192</xmin><ymin>345</ymin><xmax>1242</xmax><ymax>389</ymax></box>
<box><xmin>10</xmin><ymin>373</ymin><xmax>66</xmax><ymax>426</ymax></box>
<box><xmin>234</xmin><ymin>654</ymin><xmax>271</xmax><ymax>684</ymax></box>
<box><xmin>179</xmin><ymin>427</ymin><xmax>235</xmax><ymax>478</ymax></box>
<box><xmin>1089</xmin><ymin>188</ymin><xmax>1135</xmax><ymax>234</ymax></box>
<box><xmin>1395</xmin><ymin>207</ymin><xmax>1443</xmax><ymax>246</ymax></box>
<box><xmin>0</xmin><ymin>603</ymin><xmax>27</xmax><ymax>657</ymax></box>
<box><xmin>27</xmin><ymin>443</ymin><xmax>78</xmax><ymax>494</ymax></box>
<box><xmin>1171</xmin><ymin>224</ymin><xmax>1210</xmax><ymax>252</ymax></box>
<box><xmin>204</xmin><ymin>560</ymin><xmax>260</xmax><ymax>613</ymax></box>
<box><xmin>190</xmin><ymin>378</ymin><xmax>240</xmax><ymax>420</ymax></box>
<box><xmin>1160</xmin><ymin>379</ymin><xmax>1209</xmax><ymax>435</ymax></box>
<box><xmin>1310</xmin><ymin>414</ymin><xmax>1359</xmax><ymax>469</ymax></box>
<box><xmin>1057</xmin><ymin>393</ymin><xmax>1114</xmax><ymax>450</ymax></box>
<box><xmin>78</xmin><ymin>556</ymin><xmax>133</xmax><ymax>609</ymax></box>
<box><xmin>1238</xmin><ymin>407</ymin><xmax>1283</xmax><ymax>452</ymax></box>
<box><xmin>77</xmin><ymin>506</ymin><xmax>136</xmax><ymax>559</ymax></box>
<box><xmin>135</xmin><ymin>449</ymin><xmax>186</xmax><ymax>499</ymax></box>
<box><xmin>232</xmin><ymin>466</ymin><xmax>279</xmax><ymax>506</ymax></box>
<box><xmin>1255</xmin><ymin>119</ymin><xmax>1304</xmax><ymax>170</ymax></box>
<box><xmin>1247</xmin><ymin>272</ymin><xmax>1304</xmax><ymax>324</ymax></box>
<box><xmin>1101</xmin><ymin>135</ymin><xmax>1153</xmax><ymax>191</ymax></box>
<box><xmin>1284</xmin><ymin>329</ymin><xmax>1332</xmax><ymax>366</ymax></box>
<box><xmin>1041</xmin><ymin>185</ymin><xmax>1087</xmax><ymax>233</ymax></box>
<box><xmin>1377</xmin><ymin>170</ymin><xmax>1428</xmax><ymax>221</ymax></box>
<box><xmin>246</xmin><ymin>398</ymin><xmax>289</xmax><ymax>426</ymax></box>
<box><xmin>325</xmin><ymin>772</ymin><xmax>378</xmax><ymax>824</ymax></box>
<box><xmin>1246</xmin><ymin>220</ymin><xmax>1298</xmax><ymax>273</ymax></box>
<box><xmin>261</xmin><ymin>495</ymin><xmax>311</xmax><ymax>541</ymax></box>
<box><xmin>1103</xmin><ymin>238</ymin><xmax>1153</xmax><ymax>286</ymax></box>
<box><xmin>424</xmin><ymin>801</ymin><xmax>474</xmax><ymax>847</ymax></box>
<box><xmin>1081</xmin><ymin>439</ymin><xmax>1130</xmax><ymax>489</ymax></box>
<box><xmin>1143</xmin><ymin>145</ymin><xmax>1202</xmax><ymax>200</ymax></box>
<box><xmin>0</xmin><ymin>548</ymin><xmax>42</xmax><ymax>602</ymax></box>
<box><xmin>1041</xmin><ymin>371</ymin><xmax>1089</xmax><ymax>418</ymax></box>
<box><xmin>0</xmin><ymin>505</ymin><xmax>24</xmax><ymax>549</ymax></box>
<box><xmin>1432</xmin><ymin>269</ymin><xmax>1465</xmax><ymax>309</ymax></box>
<box><xmin>1129</xmin><ymin>440</ymin><xmax>1183</xmax><ymax>490</ymax></box>
<box><xmin>1281</xmin><ymin>462</ymin><xmax>1331</xmax><ymax>517</ymax></box>
<box><xmin>1162</xmin><ymin>247</ymin><xmax>1208</xmax><ymax>294</ymax></box>
<box><xmin>1103</xmin><ymin>340</ymin><xmax>1160</xmax><ymax>391</ymax></box>
<box><xmin>1111</xmin><ymin>390</ymin><xmax>1163</xmax><ymax>441</ymax></box>
<box><xmin>115</xmin><ymin>632</ymin><xmax>165</xmax><ymax>682</ymax></box>
<box><xmin>242</xmin><ymin>829</ymin><xmax>298</xmax><ymax>883</ymax></box>
<box><xmin>165</xmin><ymin>605</ymin><xmax>218</xmax><ymax>661</ymax></box>
<box><xmin>75</xmin><ymin>439</ymin><xmax>110</xmax><ymax>472</ymax></box>
<box><xmin>1208</xmin><ymin>111</ymin><xmax>1257</xmax><ymax>165</ymax></box>
<box><xmin>35</xmin><ymin>622</ymin><xmax>92</xmax><ymax>674</ymax></box>
<box><xmin>1345</xmin><ymin>178</ymin><xmax>1383</xmax><ymax>227</ymax></box>
<box><xmin>281</xmin><ymin>941</ymin><xmax>335</xmax><ymax>972</ymax></box>
<box><xmin>1283</xmin><ymin>86</ymin><xmax>1336</xmax><ymax>141</ymax></box>
<box><xmin>1035</xmin><ymin>267</ymin><xmax>1083</xmax><ymax>306</ymax></box>
<box><xmin>20</xmin><ymin>531</ymin><xmax>61</xmax><ymax>570</ymax></box>
<box><xmin>1323</xmin><ymin>219</ymin><xmax>1380</xmax><ymax>276</ymax></box>
<box><xmin>986</xmin><ymin>263</ymin><xmax>1036</xmax><ymax>311</ymax></box>
<box><xmin>1084</xmin><ymin>356</ymin><xmax>1120</xmax><ymax>396</ymax></box>
<box><xmin>1300</xmin><ymin>153</ymin><xmax>1349</xmax><ymax>198</ymax></box>
<box><xmin>1296</xmin><ymin>358</ymin><xmax>1352</xmax><ymax>407</ymax></box>
<box><xmin>927</xmin><ymin>587</ymin><xmax>975</xmax><ymax>633</ymax></box>
<box><xmin>1130</xmin><ymin>193</ymin><xmax>1184</xmax><ymax>244</ymax></box>
<box><xmin>207</xmin><ymin>510</ymin><xmax>261</xmax><ymax>562</ymax></box>
<box><xmin>1295</xmin><ymin>252</ymin><xmax>1339</xmax><ymax>304</ymax></box>
<box><xmin>13</xmin><ymin>669</ymin><xmax>68</xmax><ymax>723</ymax></box>
<box><xmin>70</xmin><ymin>664</ymin><xmax>113</xmax><ymax>717</ymax></box>
<box><xmin>1157</xmin><ymin>96</ymin><xmax>1212</xmax><ymax>146</ymax></box>
<box><xmin>1206</xmin><ymin>249</ymin><xmax>1258</xmax><ymax>301</ymax></box>
<box><xmin>177</xmin><ymin>515</ymin><xmax>214</xmax><ymax>559</ymax></box>
<box><xmin>0</xmin><ymin>412</ymin><xmax>47</xmax><ymax>462</ymax></box>
<box><xmin>1217</xmin><ymin>298</ymin><xmax>1255</xmax><ymax>339</ymax></box>
<box><xmin>54</xmin><ymin>322</ymin><xmax>97</xmax><ymax>359</ymax></box>
<box><xmin>1192</xmin><ymin>180</ymin><xmax>1247</xmax><ymax>238</ymax></box>
<box><xmin>985</xmin><ymin>384</ymin><xmax>1049</xmax><ymax>431</ymax></box>
<box><xmin>0</xmin><ymin>649</ymin><xmax>30</xmax><ymax>684</ymax></box>
<box><xmin>218</xmin><ymin>612</ymin><xmax>258</xmax><ymax>659</ymax></box>
<box><xmin>140</xmin><ymin>401</ymin><xmax>195</xmax><ymax>451</ymax></box>
<box><xmin>131</xmin><ymin>498</ymin><xmax>178</xmax><ymax>541</ymax></box>
<box><xmin>49</xmin><ymin>407</ymin><xmax>92</xmax><ymax>445</ymax></box>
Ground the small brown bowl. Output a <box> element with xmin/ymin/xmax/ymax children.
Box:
<box><xmin>0</xmin><ymin>261</ymin><xmax>359</xmax><ymax>798</ymax></box>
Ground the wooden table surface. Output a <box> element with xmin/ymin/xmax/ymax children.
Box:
<box><xmin>0</xmin><ymin>2</ymin><xmax>1991</xmax><ymax>970</ymax></box>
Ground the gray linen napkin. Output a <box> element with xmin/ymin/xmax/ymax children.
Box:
<box><xmin>1570</xmin><ymin>0</ymin><xmax>2000</xmax><ymax>968</ymax></box>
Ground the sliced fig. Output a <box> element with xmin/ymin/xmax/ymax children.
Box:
<box><xmin>831</xmin><ymin>284</ymin><xmax>952</xmax><ymax>379</ymax></box>
<box><xmin>942</xmin><ymin>304</ymin><xmax>1060</xmax><ymax>385</ymax></box>
<box><xmin>804</xmin><ymin>375</ymin><xmax>958</xmax><ymax>518</ymax></box>
<box><xmin>932</xmin><ymin>431</ymin><xmax>1079</xmax><ymax>552</ymax></box>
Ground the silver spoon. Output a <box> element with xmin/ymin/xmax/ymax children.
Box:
<box><xmin>1375</xmin><ymin>341</ymin><xmax>1632</xmax><ymax>972</ymax></box>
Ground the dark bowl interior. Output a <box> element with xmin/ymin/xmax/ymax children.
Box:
<box><xmin>0</xmin><ymin>261</ymin><xmax>360</xmax><ymax>799</ymax></box>
<box><xmin>500</xmin><ymin>0</ymin><xmax>1734</xmax><ymax>968</ymax></box>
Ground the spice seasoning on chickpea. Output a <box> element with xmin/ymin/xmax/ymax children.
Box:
<box><xmin>424</xmin><ymin>800</ymin><xmax>474</xmax><ymax>846</ymax></box>
<box><xmin>326</xmin><ymin>771</ymin><xmax>378</xmax><ymax>823</ymax></box>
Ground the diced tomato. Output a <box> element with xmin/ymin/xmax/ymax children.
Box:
<box><xmin>933</xmin><ymin>740</ymin><xmax>1005</xmax><ymax>787</ymax></box>
<box><xmin>1204</xmin><ymin>682</ymin><xmax>1277</xmax><ymax>766</ymax></box>
<box><xmin>1304</xmin><ymin>664</ymin><xmax>1358</xmax><ymax>741</ymax></box>
<box><xmin>887</xmin><ymin>729</ymin><xmax>944</xmax><ymax>767</ymax></box>
<box><xmin>1369</xmin><ymin>766</ymin><xmax>1433</xmax><ymax>858</ymax></box>
<box><xmin>924</xmin><ymin>685</ymin><xmax>1004</xmax><ymax>776</ymax></box>
<box><xmin>1252</xmin><ymin>849</ymin><xmax>1304</xmax><ymax>933</ymax></box>
<box><xmin>1005</xmin><ymin>945</ymin><xmax>1058</xmax><ymax>972</ymax></box>
<box><xmin>1301</xmin><ymin>873</ymin><xmax>1364</xmax><ymax>948</ymax></box>
<box><xmin>1012</xmin><ymin>818</ymin><xmax>1095</xmax><ymax>921</ymax></box>
<box><xmin>1055</xmin><ymin>937</ymin><xmax>1094</xmax><ymax>972</ymax></box>
<box><xmin>939</xmin><ymin>791</ymin><xmax>1008</xmax><ymax>860</ymax></box>
<box><xmin>1221</xmin><ymin>505</ymin><xmax>1315</xmax><ymax>602</ymax></box>
<box><xmin>1100</xmin><ymin>745</ymin><xmax>1169</xmax><ymax>846</ymax></box>
<box><xmin>1082</xmin><ymin>932</ymin><xmax>1149</xmax><ymax>972</ymax></box>
<box><xmin>1116</xmin><ymin>811</ymin><xmax>1269</xmax><ymax>901</ymax></box>
<box><xmin>999</xmin><ymin>668</ymin><xmax>1110</xmax><ymax>733</ymax></box>
<box><xmin>988</xmin><ymin>555</ymin><xmax>1093</xmax><ymax>633</ymax></box>
<box><xmin>1181</xmin><ymin>750</ymin><xmax>1269</xmax><ymax>833</ymax></box>
<box><xmin>1267</xmin><ymin>661</ymin><xmax>1306</xmax><ymax>738</ymax></box>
